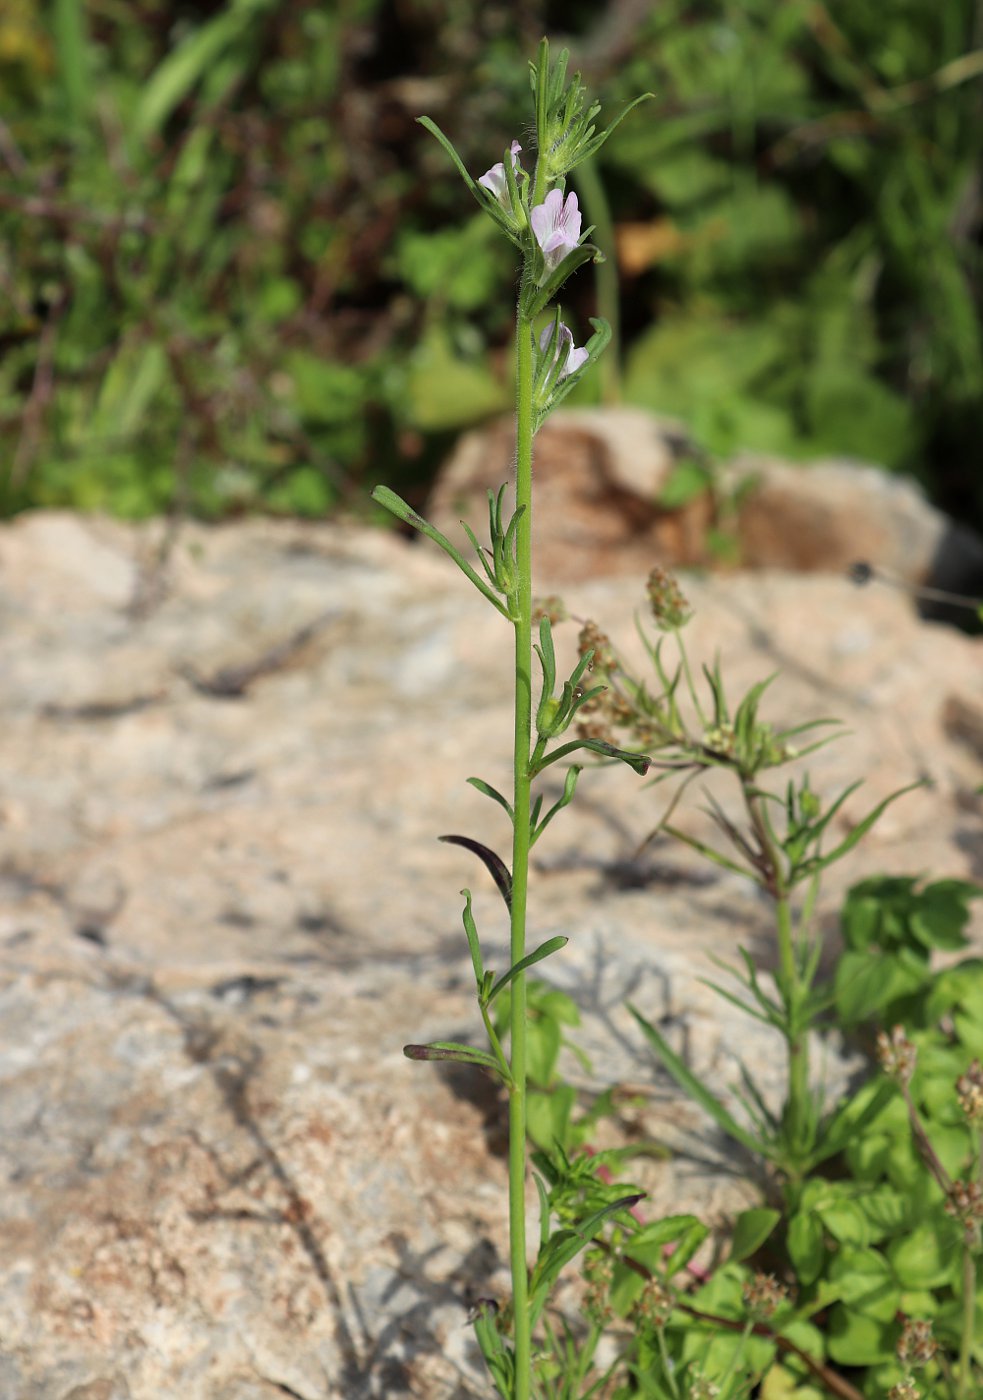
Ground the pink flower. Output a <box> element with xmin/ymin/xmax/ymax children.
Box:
<box><xmin>531</xmin><ymin>189</ymin><xmax>581</xmax><ymax>272</ymax></box>
<box><xmin>539</xmin><ymin>321</ymin><xmax>588</xmax><ymax>380</ymax></box>
<box><xmin>478</xmin><ymin>141</ymin><xmax>522</xmax><ymax>207</ymax></box>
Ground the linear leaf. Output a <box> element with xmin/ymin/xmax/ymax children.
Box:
<box><xmin>487</xmin><ymin>936</ymin><xmax>569</xmax><ymax>1004</ymax></box>
<box><xmin>467</xmin><ymin>777</ymin><xmax>514</xmax><ymax>823</ymax></box>
<box><xmin>529</xmin><ymin>1194</ymin><xmax>645</xmax><ymax>1326</ymax></box>
<box><xmin>459</xmin><ymin>889</ymin><xmax>484</xmax><ymax>987</ymax></box>
<box><xmin>371</xmin><ymin>486</ymin><xmax>510</xmax><ymax>617</ymax></box>
<box><xmin>404</xmin><ymin>1041</ymin><xmax>506</xmax><ymax>1077</ymax></box>
<box><xmin>628</xmin><ymin>1005</ymin><xmax>766</xmax><ymax>1159</ymax></box>
<box><xmin>439</xmin><ymin>834</ymin><xmax>512</xmax><ymax>911</ymax></box>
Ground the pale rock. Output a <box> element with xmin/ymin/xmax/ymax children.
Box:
<box><xmin>429</xmin><ymin>409</ymin><xmax>983</xmax><ymax>598</ymax></box>
<box><xmin>728</xmin><ymin>455</ymin><xmax>983</xmax><ymax>590</ymax></box>
<box><xmin>0</xmin><ymin>506</ymin><xmax>979</xmax><ymax>1398</ymax></box>
<box><xmin>429</xmin><ymin>407</ymin><xmax>708</xmax><ymax>581</ymax></box>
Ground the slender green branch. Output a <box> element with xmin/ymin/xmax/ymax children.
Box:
<box><xmin>508</xmin><ymin>301</ymin><xmax>535</xmax><ymax>1400</ymax></box>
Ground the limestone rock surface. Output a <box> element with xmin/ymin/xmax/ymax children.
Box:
<box><xmin>431</xmin><ymin>408</ymin><xmax>983</xmax><ymax>597</ymax></box>
<box><xmin>0</xmin><ymin>508</ymin><xmax>980</xmax><ymax>1399</ymax></box>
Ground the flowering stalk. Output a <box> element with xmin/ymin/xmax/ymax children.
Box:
<box><xmin>507</xmin><ymin>304</ymin><xmax>535</xmax><ymax>1395</ymax></box>
<box><xmin>374</xmin><ymin>41</ymin><xmax>649</xmax><ymax>1398</ymax></box>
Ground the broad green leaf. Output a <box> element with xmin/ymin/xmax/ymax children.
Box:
<box><xmin>816</xmin><ymin>1195</ymin><xmax>872</xmax><ymax>1248</ymax></box>
<box><xmin>827</xmin><ymin>1247</ymin><xmax>899</xmax><ymax>1321</ymax></box>
<box><xmin>405</xmin><ymin>329</ymin><xmax>508</xmax><ymax>431</ymax></box>
<box><xmin>527</xmin><ymin>1011</ymin><xmax>562</xmax><ymax>1087</ymax></box>
<box><xmin>729</xmin><ymin>1207</ymin><xmax>781</xmax><ymax>1262</ymax></box>
<box><xmin>887</xmin><ymin>1218</ymin><xmax>959</xmax><ymax>1289</ymax></box>
<box><xmin>787</xmin><ymin>1211</ymin><xmax>824</xmax><ymax>1286</ymax></box>
<box><xmin>826</xmin><ymin>1306</ymin><xmax>894</xmax><ymax>1366</ymax></box>
<box><xmin>833</xmin><ymin>949</ymin><xmax>923</xmax><ymax>1025</ymax></box>
<box><xmin>527</xmin><ymin>1084</ymin><xmax>576</xmax><ymax>1153</ymax></box>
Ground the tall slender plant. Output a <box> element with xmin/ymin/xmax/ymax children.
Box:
<box><xmin>372</xmin><ymin>41</ymin><xmax>648</xmax><ymax>1399</ymax></box>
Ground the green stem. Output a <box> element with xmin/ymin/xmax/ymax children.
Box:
<box><xmin>958</xmin><ymin>1240</ymin><xmax>975</xmax><ymax>1399</ymax></box>
<box><xmin>509</xmin><ymin>304</ymin><xmax>535</xmax><ymax>1400</ymax></box>
<box><xmin>776</xmin><ymin>892</ymin><xmax>809</xmax><ymax>1167</ymax></box>
<box><xmin>656</xmin><ymin>1323</ymin><xmax>682</xmax><ymax>1400</ymax></box>
<box><xmin>745</xmin><ymin>780</ymin><xmax>810</xmax><ymax>1173</ymax></box>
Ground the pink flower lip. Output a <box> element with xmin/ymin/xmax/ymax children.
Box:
<box><xmin>530</xmin><ymin>189</ymin><xmax>582</xmax><ymax>270</ymax></box>
<box><xmin>478</xmin><ymin>141</ymin><xmax>522</xmax><ymax>206</ymax></box>
<box><xmin>539</xmin><ymin>320</ymin><xmax>588</xmax><ymax>381</ymax></box>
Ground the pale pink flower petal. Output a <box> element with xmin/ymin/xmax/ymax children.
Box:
<box><xmin>539</xmin><ymin>320</ymin><xmax>588</xmax><ymax>381</ymax></box>
<box><xmin>530</xmin><ymin>189</ymin><xmax>582</xmax><ymax>271</ymax></box>
<box><xmin>478</xmin><ymin>141</ymin><xmax>522</xmax><ymax>207</ymax></box>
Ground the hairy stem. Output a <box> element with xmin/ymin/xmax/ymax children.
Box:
<box><xmin>508</xmin><ymin>304</ymin><xmax>535</xmax><ymax>1399</ymax></box>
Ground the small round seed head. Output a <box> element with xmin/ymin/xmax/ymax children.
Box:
<box><xmin>944</xmin><ymin>1178</ymin><xmax>983</xmax><ymax>1236</ymax></box>
<box><xmin>955</xmin><ymin>1060</ymin><xmax>983</xmax><ymax>1122</ymax></box>
<box><xmin>647</xmin><ymin>566</ymin><xmax>692</xmax><ymax>631</ymax></box>
<box><xmin>577</xmin><ymin>620</ymin><xmax>617</xmax><ymax>674</ymax></box>
<box><xmin>888</xmin><ymin>1381</ymin><xmax>920</xmax><ymax>1400</ymax></box>
<box><xmin>741</xmin><ymin>1271</ymin><xmax>789</xmax><ymax>1321</ymax></box>
<box><xmin>897</xmin><ymin>1318</ymin><xmax>937</xmax><ymax>1367</ymax></box>
<box><xmin>876</xmin><ymin>1025</ymin><xmax>917</xmax><ymax>1086</ymax></box>
<box><xmin>688</xmin><ymin>1377</ymin><xmax>720</xmax><ymax>1400</ymax></box>
<box><xmin>633</xmin><ymin>1276</ymin><xmax>675</xmax><ymax>1328</ymax></box>
<box><xmin>533</xmin><ymin>595</ymin><xmax>567</xmax><ymax>625</ymax></box>
<box><xmin>580</xmin><ymin>1249</ymin><xmax>614</xmax><ymax>1325</ymax></box>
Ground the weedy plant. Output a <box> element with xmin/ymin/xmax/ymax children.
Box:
<box><xmin>371</xmin><ymin>35</ymin><xmax>983</xmax><ymax>1400</ymax></box>
<box><xmin>556</xmin><ymin>574</ymin><xmax>983</xmax><ymax>1399</ymax></box>
<box><xmin>372</xmin><ymin>40</ymin><xmax>650</xmax><ymax>1400</ymax></box>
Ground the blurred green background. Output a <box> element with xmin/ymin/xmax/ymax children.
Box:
<box><xmin>2</xmin><ymin>0</ymin><xmax>982</xmax><ymax>527</ymax></box>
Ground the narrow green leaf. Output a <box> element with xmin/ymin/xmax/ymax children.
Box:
<box><xmin>524</xmin><ymin>244</ymin><xmax>602</xmax><ymax>318</ymax></box>
<box><xmin>467</xmin><ymin>777</ymin><xmax>514</xmax><ymax>823</ymax></box>
<box><xmin>538</xmin><ymin>614</ymin><xmax>557</xmax><ymax>693</ymax></box>
<box><xmin>487</xmin><ymin>936</ymin><xmax>569</xmax><ymax>1003</ymax></box>
<box><xmin>697</xmin><ymin>977</ymin><xmax>776</xmax><ymax>1027</ymax></box>
<box><xmin>53</xmin><ymin>0</ymin><xmax>91</xmax><ymax>125</ymax></box>
<box><xmin>806</xmin><ymin>1079</ymin><xmax>897</xmax><ymax>1169</ymax></box>
<box><xmin>404</xmin><ymin>1041</ymin><xmax>507</xmax><ymax>1077</ymax></box>
<box><xmin>529</xmin><ymin>1194</ymin><xmax>645</xmax><ymax>1326</ymax></box>
<box><xmin>537</xmin><ymin>736</ymin><xmax>650</xmax><ymax>776</ymax></box>
<box><xmin>416</xmin><ymin>116</ymin><xmax>522</xmax><ymax>246</ymax></box>
<box><xmin>801</xmin><ymin>781</ymin><xmax>923</xmax><ymax>876</ymax></box>
<box><xmin>459</xmin><ymin>519</ymin><xmax>497</xmax><ymax>587</ymax></box>
<box><xmin>459</xmin><ymin>889</ymin><xmax>484</xmax><ymax>987</ymax></box>
<box><xmin>136</xmin><ymin>2</ymin><xmax>269</xmax><ymax>139</ymax></box>
<box><xmin>371</xmin><ymin>486</ymin><xmax>511</xmax><ymax>618</ymax></box>
<box><xmin>662</xmin><ymin>824</ymin><xmax>756</xmax><ymax>882</ymax></box>
<box><xmin>628</xmin><ymin>1005</ymin><xmax>766</xmax><ymax>1159</ymax></box>
<box><xmin>565</xmin><ymin>93</ymin><xmax>654</xmax><ymax>171</ymax></box>
<box><xmin>531</xmin><ymin>765</ymin><xmax>582</xmax><ymax>846</ymax></box>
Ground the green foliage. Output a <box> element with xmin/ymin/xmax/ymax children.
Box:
<box><xmin>553</xmin><ymin>572</ymin><xmax>983</xmax><ymax>1398</ymax></box>
<box><xmin>4</xmin><ymin>0</ymin><xmax>983</xmax><ymax>522</ymax></box>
